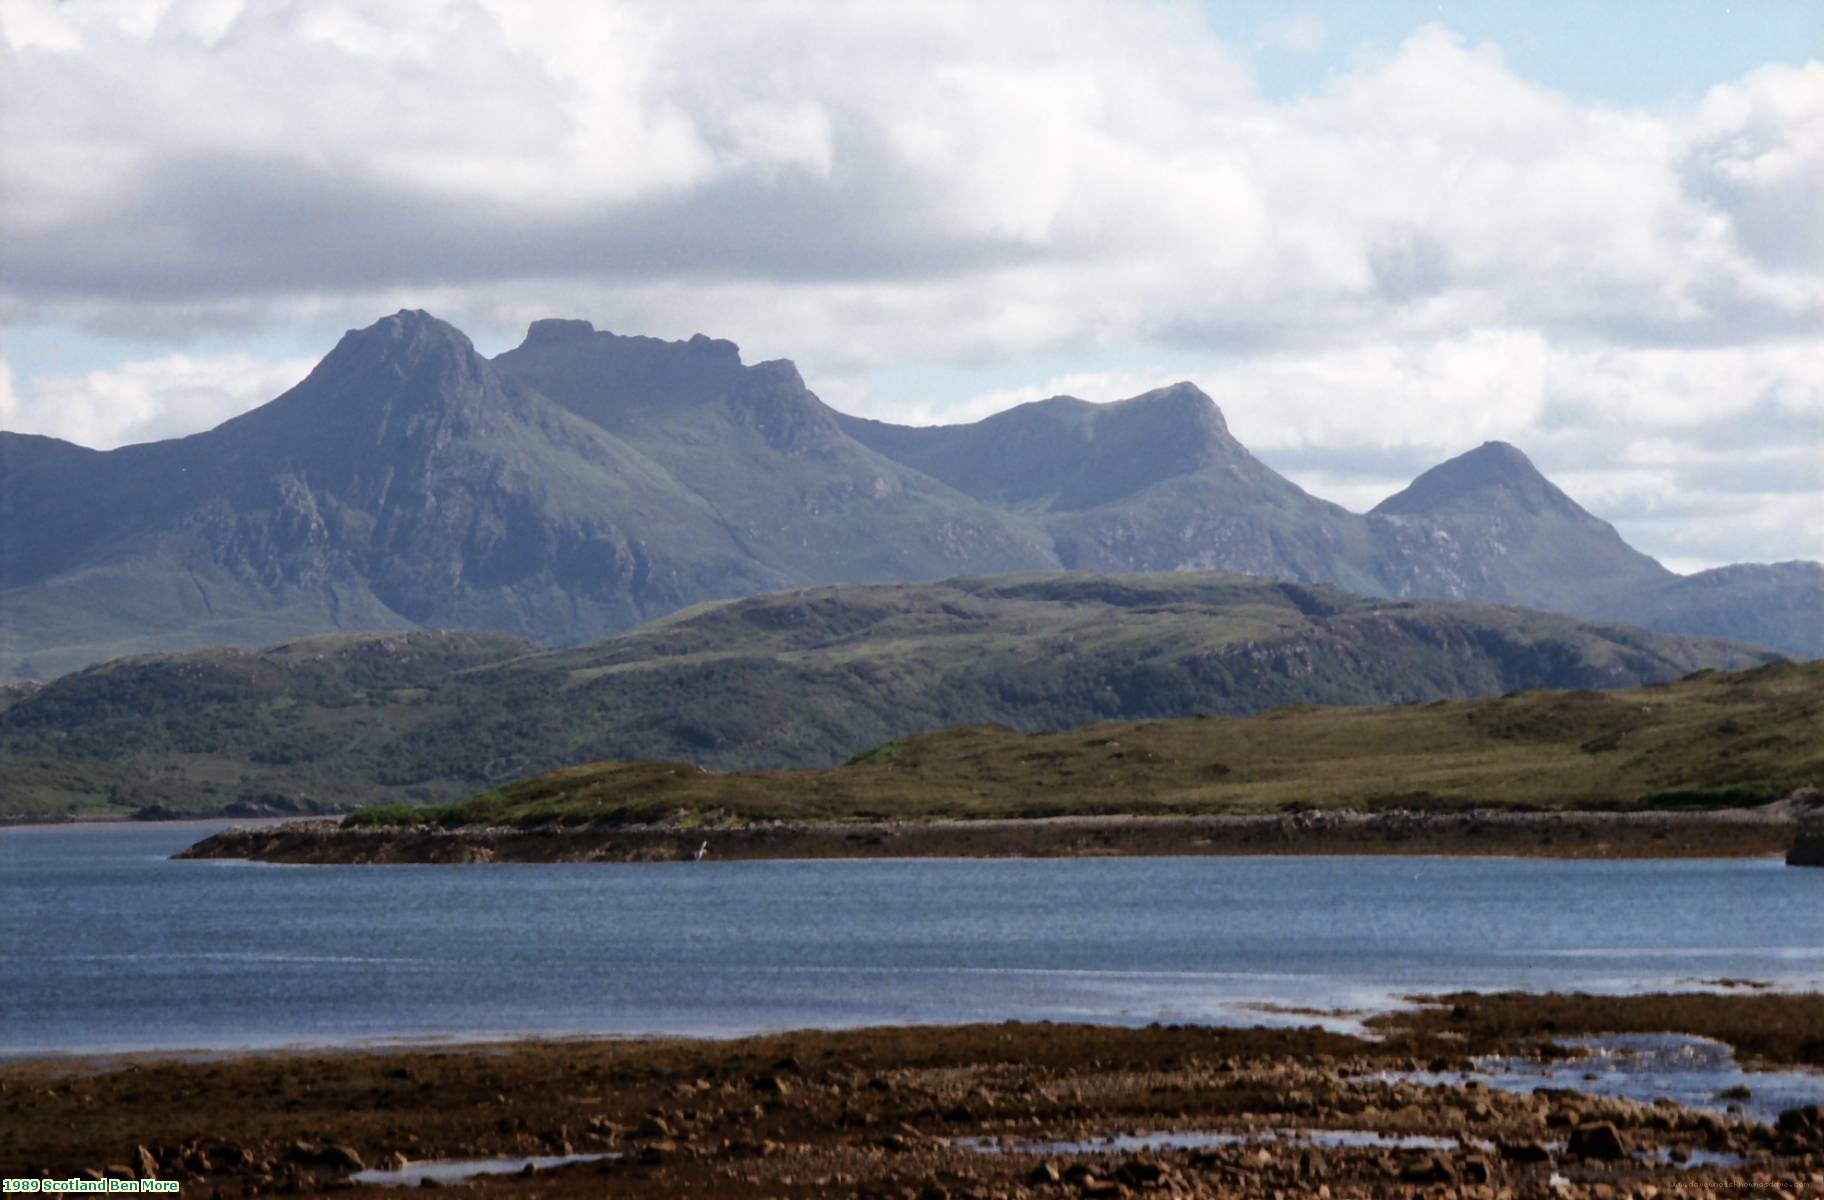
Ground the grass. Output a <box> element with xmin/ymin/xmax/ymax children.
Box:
<box><xmin>344</xmin><ymin>659</ymin><xmax>1822</xmax><ymax>830</ymax></box>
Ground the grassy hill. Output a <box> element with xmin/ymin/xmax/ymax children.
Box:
<box><xmin>0</xmin><ymin>572</ymin><xmax>1780</xmax><ymax>821</ymax></box>
<box><xmin>352</xmin><ymin>659</ymin><xmax>1824</xmax><ymax>829</ymax></box>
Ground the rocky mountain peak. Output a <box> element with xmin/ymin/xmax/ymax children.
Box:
<box><xmin>522</xmin><ymin>317</ymin><xmax>596</xmax><ymax>347</ymax></box>
<box><xmin>1372</xmin><ymin>440</ymin><xmax>1584</xmax><ymax>520</ymax></box>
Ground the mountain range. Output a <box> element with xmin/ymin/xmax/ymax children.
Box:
<box><xmin>1</xmin><ymin>308</ymin><xmax>1818</xmax><ymax>680</ymax></box>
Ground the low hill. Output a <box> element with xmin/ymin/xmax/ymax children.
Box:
<box><xmin>350</xmin><ymin>658</ymin><xmax>1824</xmax><ymax>829</ymax></box>
<box><xmin>0</xmin><ymin>572</ymin><xmax>1777</xmax><ymax>820</ymax></box>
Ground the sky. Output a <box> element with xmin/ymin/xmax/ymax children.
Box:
<box><xmin>0</xmin><ymin>0</ymin><xmax>1819</xmax><ymax>574</ymax></box>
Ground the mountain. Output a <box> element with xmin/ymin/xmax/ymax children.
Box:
<box><xmin>0</xmin><ymin>571</ymin><xmax>1778</xmax><ymax>820</ymax></box>
<box><xmin>491</xmin><ymin>318</ymin><xmax>1058</xmax><ymax>584</ymax></box>
<box><xmin>844</xmin><ymin>398</ymin><xmax>1818</xmax><ymax>654</ymax></box>
<box><xmin>0</xmin><ymin>312</ymin><xmax>1051</xmax><ymax>679</ymax></box>
<box><xmin>837</xmin><ymin>385</ymin><xmax>1387</xmax><ymax>593</ymax></box>
<box><xmin>1366</xmin><ymin>441</ymin><xmax>1675</xmax><ymax>615</ymax></box>
<box><xmin>1</xmin><ymin>309</ymin><xmax>1817</xmax><ymax>678</ymax></box>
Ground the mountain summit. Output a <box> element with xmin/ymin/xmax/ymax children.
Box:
<box><xmin>1</xmin><ymin>311</ymin><xmax>1816</xmax><ymax>679</ymax></box>
<box><xmin>1375</xmin><ymin>441</ymin><xmax>1586</xmax><ymax>519</ymax></box>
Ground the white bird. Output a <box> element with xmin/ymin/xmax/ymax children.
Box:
<box><xmin>694</xmin><ymin>840</ymin><xmax>708</xmax><ymax>863</ymax></box>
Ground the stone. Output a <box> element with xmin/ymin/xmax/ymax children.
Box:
<box><xmin>323</xmin><ymin>1145</ymin><xmax>365</xmax><ymax>1172</ymax></box>
<box><xmin>1498</xmin><ymin>1140</ymin><xmax>1553</xmax><ymax>1164</ymax></box>
<box><xmin>1399</xmin><ymin>1154</ymin><xmax>1454</xmax><ymax>1184</ymax></box>
<box><xmin>1568</xmin><ymin>1121</ymin><xmax>1627</xmax><ymax>1161</ymax></box>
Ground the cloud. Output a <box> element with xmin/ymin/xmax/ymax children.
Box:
<box><xmin>0</xmin><ymin>351</ymin><xmax>315</xmax><ymax>448</ymax></box>
<box><xmin>0</xmin><ymin>1</ymin><xmax>1818</xmax><ymax>568</ymax></box>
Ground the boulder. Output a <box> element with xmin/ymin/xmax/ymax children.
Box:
<box><xmin>1788</xmin><ymin>828</ymin><xmax>1824</xmax><ymax>867</ymax></box>
<box><xmin>1498</xmin><ymin>1140</ymin><xmax>1553</xmax><ymax>1164</ymax></box>
<box><xmin>1569</xmin><ymin>1121</ymin><xmax>1628</xmax><ymax>1160</ymax></box>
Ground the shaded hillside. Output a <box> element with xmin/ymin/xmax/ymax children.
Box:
<box><xmin>0</xmin><ymin>573</ymin><xmax>1777</xmax><ymax>820</ymax></box>
<box><xmin>353</xmin><ymin>658</ymin><xmax>1824</xmax><ymax>828</ymax></box>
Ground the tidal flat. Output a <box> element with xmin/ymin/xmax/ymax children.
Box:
<box><xmin>6</xmin><ymin>994</ymin><xmax>1824</xmax><ymax>1199</ymax></box>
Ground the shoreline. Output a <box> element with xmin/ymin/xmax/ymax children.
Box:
<box><xmin>7</xmin><ymin>992</ymin><xmax>1821</xmax><ymax>1199</ymax></box>
<box><xmin>178</xmin><ymin>807</ymin><xmax>1811</xmax><ymax>864</ymax></box>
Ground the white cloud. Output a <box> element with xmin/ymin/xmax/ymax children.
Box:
<box><xmin>0</xmin><ymin>352</ymin><xmax>315</xmax><ymax>448</ymax></box>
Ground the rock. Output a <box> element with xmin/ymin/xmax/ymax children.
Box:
<box><xmin>753</xmin><ymin>1074</ymin><xmax>793</xmax><ymax>1096</ymax></box>
<box><xmin>135</xmin><ymin>1145</ymin><xmax>160</xmax><ymax>1179</ymax></box>
<box><xmin>1115</xmin><ymin>1159</ymin><xmax>1167</xmax><ymax>1186</ymax></box>
<box><xmin>1029</xmin><ymin>1161</ymin><xmax>1062</xmax><ymax>1185</ymax></box>
<box><xmin>1778</xmin><ymin>1104</ymin><xmax>1822</xmax><ymax>1139</ymax></box>
<box><xmin>1568</xmin><ymin>1121</ymin><xmax>1628</xmax><ymax>1160</ymax></box>
<box><xmin>319</xmin><ymin>1145</ymin><xmax>365</xmax><ymax>1172</ymax></box>
<box><xmin>1460</xmin><ymin>1155</ymin><xmax>1494</xmax><ymax>1184</ymax></box>
<box><xmin>637</xmin><ymin>1116</ymin><xmax>673</xmax><ymax>1139</ymax></box>
<box><xmin>639</xmin><ymin>1140</ymin><xmax>677</xmax><ymax>1164</ymax></box>
<box><xmin>1400</xmin><ymin>1154</ymin><xmax>1455</xmax><ymax>1184</ymax></box>
<box><xmin>1788</xmin><ymin>829</ymin><xmax>1824</xmax><ymax>867</ymax></box>
<box><xmin>1498</xmin><ymin>1140</ymin><xmax>1553</xmax><ymax>1164</ymax></box>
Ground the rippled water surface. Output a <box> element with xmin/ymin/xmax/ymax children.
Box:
<box><xmin>4</xmin><ymin>821</ymin><xmax>1821</xmax><ymax>1055</ymax></box>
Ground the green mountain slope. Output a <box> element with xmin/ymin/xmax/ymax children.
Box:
<box><xmin>0</xmin><ymin>572</ymin><xmax>1776</xmax><ymax>820</ymax></box>
<box><xmin>355</xmin><ymin>658</ymin><xmax>1824</xmax><ymax>829</ymax></box>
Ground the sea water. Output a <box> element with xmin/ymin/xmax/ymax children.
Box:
<box><xmin>3</xmin><ymin>821</ymin><xmax>1820</xmax><ymax>1055</ymax></box>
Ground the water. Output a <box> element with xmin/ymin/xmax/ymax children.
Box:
<box><xmin>1399</xmin><ymin>1033</ymin><xmax>1824</xmax><ymax>1126</ymax></box>
<box><xmin>958</xmin><ymin>1130</ymin><xmax>1474</xmax><ymax>1154</ymax></box>
<box><xmin>351</xmin><ymin>1153</ymin><xmax>614</xmax><ymax>1186</ymax></box>
<box><xmin>3</xmin><ymin>822</ymin><xmax>1821</xmax><ymax>1056</ymax></box>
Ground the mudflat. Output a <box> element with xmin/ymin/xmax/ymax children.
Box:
<box><xmin>179</xmin><ymin>808</ymin><xmax>1805</xmax><ymax>864</ymax></box>
<box><xmin>6</xmin><ymin>993</ymin><xmax>1823</xmax><ymax>1199</ymax></box>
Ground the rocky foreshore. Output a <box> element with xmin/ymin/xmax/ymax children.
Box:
<box><xmin>178</xmin><ymin>807</ymin><xmax>1808</xmax><ymax>865</ymax></box>
<box><xmin>7</xmin><ymin>993</ymin><xmax>1824</xmax><ymax>1199</ymax></box>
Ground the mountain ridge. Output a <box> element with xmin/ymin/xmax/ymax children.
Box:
<box><xmin>0</xmin><ymin>309</ymin><xmax>1816</xmax><ymax>679</ymax></box>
